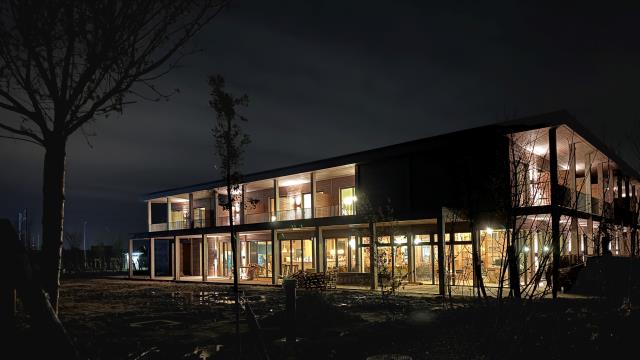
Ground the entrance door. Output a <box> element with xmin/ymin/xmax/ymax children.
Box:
<box><xmin>244</xmin><ymin>240</ymin><xmax>272</xmax><ymax>278</ymax></box>
<box><xmin>280</xmin><ymin>239</ymin><xmax>314</xmax><ymax>276</ymax></box>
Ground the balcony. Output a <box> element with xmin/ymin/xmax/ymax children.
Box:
<box><xmin>276</xmin><ymin>208</ymin><xmax>312</xmax><ymax>221</ymax></box>
<box><xmin>315</xmin><ymin>205</ymin><xmax>352</xmax><ymax>218</ymax></box>
<box><xmin>149</xmin><ymin>223</ymin><xmax>168</xmax><ymax>232</ymax></box>
<box><xmin>168</xmin><ymin>220</ymin><xmax>189</xmax><ymax>230</ymax></box>
<box><xmin>246</xmin><ymin>212</ymin><xmax>270</xmax><ymax>223</ymax></box>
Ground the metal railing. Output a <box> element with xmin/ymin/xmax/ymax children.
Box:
<box><xmin>314</xmin><ymin>205</ymin><xmax>354</xmax><ymax>218</ymax></box>
<box><xmin>245</xmin><ymin>212</ymin><xmax>270</xmax><ymax>224</ymax></box>
<box><xmin>168</xmin><ymin>220</ymin><xmax>189</xmax><ymax>230</ymax></box>
<box><xmin>276</xmin><ymin>208</ymin><xmax>312</xmax><ymax>221</ymax></box>
<box><xmin>193</xmin><ymin>218</ymin><xmax>209</xmax><ymax>228</ymax></box>
<box><xmin>149</xmin><ymin>223</ymin><xmax>167</xmax><ymax>232</ymax></box>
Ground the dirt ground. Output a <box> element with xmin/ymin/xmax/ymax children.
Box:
<box><xmin>15</xmin><ymin>277</ymin><xmax>640</xmax><ymax>359</ymax></box>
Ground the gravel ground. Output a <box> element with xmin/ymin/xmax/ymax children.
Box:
<box><xmin>14</xmin><ymin>277</ymin><xmax>640</xmax><ymax>359</ymax></box>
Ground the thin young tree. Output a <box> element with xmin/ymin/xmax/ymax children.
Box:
<box><xmin>209</xmin><ymin>74</ymin><xmax>250</xmax><ymax>354</ymax></box>
<box><xmin>0</xmin><ymin>0</ymin><xmax>229</xmax><ymax>312</ymax></box>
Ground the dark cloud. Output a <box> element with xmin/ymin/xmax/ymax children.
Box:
<box><xmin>2</xmin><ymin>1</ymin><xmax>640</xmax><ymax>245</ymax></box>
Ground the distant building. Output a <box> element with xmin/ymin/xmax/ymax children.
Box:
<box><xmin>129</xmin><ymin>111</ymin><xmax>640</xmax><ymax>295</ymax></box>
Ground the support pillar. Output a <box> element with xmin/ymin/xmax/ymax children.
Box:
<box><xmin>202</xmin><ymin>234</ymin><xmax>208</xmax><ymax>281</ymax></box>
<box><xmin>167</xmin><ymin>197</ymin><xmax>172</xmax><ymax>230</ymax></box>
<box><xmin>128</xmin><ymin>239</ymin><xmax>133</xmax><ymax>278</ymax></box>
<box><xmin>587</xmin><ymin>216</ymin><xmax>594</xmax><ymax>256</ymax></box>
<box><xmin>369</xmin><ymin>222</ymin><xmax>378</xmax><ymax>290</ymax></box>
<box><xmin>188</xmin><ymin>193</ymin><xmax>194</xmax><ymax>229</ymax></box>
<box><xmin>570</xmin><ymin>217</ymin><xmax>579</xmax><ymax>256</ymax></box>
<box><xmin>437</xmin><ymin>208</ymin><xmax>446</xmax><ymax>296</ymax></box>
<box><xmin>316</xmin><ymin>226</ymin><xmax>324</xmax><ymax>272</ymax></box>
<box><xmin>212</xmin><ymin>191</ymin><xmax>218</xmax><ymax>226</ymax></box>
<box><xmin>407</xmin><ymin>231</ymin><xmax>415</xmax><ymax>283</ymax></box>
<box><xmin>274</xmin><ymin>179</ymin><xmax>280</xmax><ymax>221</ymax></box>
<box><xmin>569</xmin><ymin>143</ymin><xmax>577</xmax><ymax>209</ymax></box>
<box><xmin>149</xmin><ymin>238</ymin><xmax>155</xmax><ymax>279</ymax></box>
<box><xmin>549</xmin><ymin>126</ymin><xmax>561</xmax><ymax>298</ymax></box>
<box><xmin>272</xmin><ymin>229</ymin><xmax>280</xmax><ymax>285</ymax></box>
<box><xmin>310</xmin><ymin>172</ymin><xmax>316</xmax><ymax>218</ymax></box>
<box><xmin>584</xmin><ymin>152</ymin><xmax>593</xmax><ymax>213</ymax></box>
<box><xmin>240</xmin><ymin>185</ymin><xmax>246</xmax><ymax>225</ymax></box>
<box><xmin>147</xmin><ymin>201</ymin><xmax>152</xmax><ymax>232</ymax></box>
<box><xmin>175</xmin><ymin>237</ymin><xmax>181</xmax><ymax>280</ymax></box>
<box><xmin>597</xmin><ymin>162</ymin><xmax>604</xmax><ymax>215</ymax></box>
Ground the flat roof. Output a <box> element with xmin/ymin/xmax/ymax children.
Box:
<box><xmin>143</xmin><ymin>110</ymin><xmax>639</xmax><ymax>200</ymax></box>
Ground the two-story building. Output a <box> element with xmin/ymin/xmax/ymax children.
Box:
<box><xmin>128</xmin><ymin>111</ymin><xmax>640</xmax><ymax>296</ymax></box>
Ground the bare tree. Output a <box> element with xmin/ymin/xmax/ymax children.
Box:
<box><xmin>0</xmin><ymin>0</ymin><xmax>229</xmax><ymax>311</ymax></box>
<box><xmin>209</xmin><ymin>74</ymin><xmax>250</xmax><ymax>355</ymax></box>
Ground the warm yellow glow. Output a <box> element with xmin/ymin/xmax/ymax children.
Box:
<box><xmin>486</xmin><ymin>227</ymin><xmax>494</xmax><ymax>235</ymax></box>
<box><xmin>394</xmin><ymin>236</ymin><xmax>407</xmax><ymax>244</ymax></box>
<box><xmin>349</xmin><ymin>238</ymin><xmax>356</xmax><ymax>249</ymax></box>
<box><xmin>342</xmin><ymin>196</ymin><xmax>354</xmax><ymax>205</ymax></box>
<box><xmin>270</xmin><ymin>215</ymin><xmax>277</xmax><ymax>222</ymax></box>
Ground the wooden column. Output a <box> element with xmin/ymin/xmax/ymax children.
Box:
<box><xmin>369</xmin><ymin>222</ymin><xmax>378</xmax><ymax>290</ymax></box>
<box><xmin>274</xmin><ymin>179</ymin><xmax>280</xmax><ymax>221</ymax></box>
<box><xmin>310</xmin><ymin>172</ymin><xmax>316</xmax><ymax>218</ymax></box>
<box><xmin>240</xmin><ymin>184</ymin><xmax>246</xmax><ymax>225</ymax></box>
<box><xmin>212</xmin><ymin>191</ymin><xmax>218</xmax><ymax>227</ymax></box>
<box><xmin>188</xmin><ymin>193</ymin><xmax>194</xmax><ymax>229</ymax></box>
<box><xmin>569</xmin><ymin>143</ymin><xmax>577</xmax><ymax>209</ymax></box>
<box><xmin>128</xmin><ymin>239</ymin><xmax>133</xmax><ymax>278</ymax></box>
<box><xmin>584</xmin><ymin>152</ymin><xmax>593</xmax><ymax>213</ymax></box>
<box><xmin>597</xmin><ymin>162</ymin><xmax>604</xmax><ymax>215</ymax></box>
<box><xmin>202</xmin><ymin>234</ymin><xmax>208</xmax><ymax>281</ymax></box>
<box><xmin>272</xmin><ymin>229</ymin><xmax>279</xmax><ymax>285</ymax></box>
<box><xmin>167</xmin><ymin>197</ymin><xmax>172</xmax><ymax>230</ymax></box>
<box><xmin>407</xmin><ymin>231</ymin><xmax>415</xmax><ymax>283</ymax></box>
<box><xmin>149</xmin><ymin>238</ymin><xmax>155</xmax><ymax>279</ymax></box>
<box><xmin>147</xmin><ymin>201</ymin><xmax>152</xmax><ymax>232</ymax></box>
<box><xmin>316</xmin><ymin>226</ymin><xmax>324</xmax><ymax>272</ymax></box>
<box><xmin>175</xmin><ymin>237</ymin><xmax>181</xmax><ymax>280</ymax></box>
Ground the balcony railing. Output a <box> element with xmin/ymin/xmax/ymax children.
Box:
<box><xmin>168</xmin><ymin>220</ymin><xmax>189</xmax><ymax>230</ymax></box>
<box><xmin>245</xmin><ymin>212</ymin><xmax>270</xmax><ymax>224</ymax></box>
<box><xmin>193</xmin><ymin>218</ymin><xmax>209</xmax><ymax>228</ymax></box>
<box><xmin>276</xmin><ymin>208</ymin><xmax>312</xmax><ymax>221</ymax></box>
<box><xmin>149</xmin><ymin>223</ymin><xmax>167</xmax><ymax>232</ymax></box>
<box><xmin>315</xmin><ymin>205</ymin><xmax>355</xmax><ymax>218</ymax></box>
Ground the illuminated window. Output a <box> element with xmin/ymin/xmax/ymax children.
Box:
<box><xmin>340</xmin><ymin>187</ymin><xmax>356</xmax><ymax>215</ymax></box>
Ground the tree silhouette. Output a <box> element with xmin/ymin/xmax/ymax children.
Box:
<box><xmin>209</xmin><ymin>74</ymin><xmax>250</xmax><ymax>355</ymax></box>
<box><xmin>0</xmin><ymin>0</ymin><xmax>228</xmax><ymax>312</ymax></box>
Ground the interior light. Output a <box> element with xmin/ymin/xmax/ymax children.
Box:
<box><xmin>337</xmin><ymin>249</ymin><xmax>345</xmax><ymax>255</ymax></box>
<box><xmin>414</xmin><ymin>238</ymin><xmax>422</xmax><ymax>245</ymax></box>
<box><xmin>486</xmin><ymin>227</ymin><xmax>493</xmax><ymax>235</ymax></box>
<box><xmin>270</xmin><ymin>215</ymin><xmax>277</xmax><ymax>222</ymax></box>
<box><xmin>543</xmin><ymin>245</ymin><xmax>550</xmax><ymax>253</ymax></box>
<box><xmin>349</xmin><ymin>238</ymin><xmax>356</xmax><ymax>249</ymax></box>
<box><xmin>394</xmin><ymin>236</ymin><xmax>407</xmax><ymax>244</ymax></box>
<box><xmin>523</xmin><ymin>245</ymin><xmax>530</xmax><ymax>253</ymax></box>
<box><xmin>342</xmin><ymin>196</ymin><xmax>354</xmax><ymax>205</ymax></box>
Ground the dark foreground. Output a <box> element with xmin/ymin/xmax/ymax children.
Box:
<box><xmin>12</xmin><ymin>278</ymin><xmax>640</xmax><ymax>359</ymax></box>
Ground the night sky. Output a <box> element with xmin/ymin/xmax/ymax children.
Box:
<box><xmin>2</xmin><ymin>1</ymin><xmax>639</xmax><ymax>247</ymax></box>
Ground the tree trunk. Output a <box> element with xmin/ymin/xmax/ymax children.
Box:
<box><xmin>227</xmin><ymin>181</ymin><xmax>241</xmax><ymax>356</ymax></box>
<box><xmin>41</xmin><ymin>137</ymin><xmax>67</xmax><ymax>313</ymax></box>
